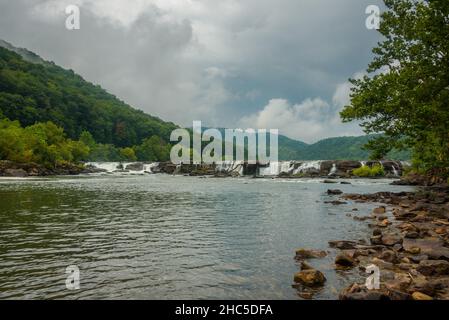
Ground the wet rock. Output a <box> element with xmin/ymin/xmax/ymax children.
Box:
<box><xmin>373</xmin><ymin>229</ymin><xmax>382</xmax><ymax>236</ymax></box>
<box><xmin>323</xmin><ymin>180</ymin><xmax>338</xmax><ymax>184</ymax></box>
<box><xmin>324</xmin><ymin>200</ymin><xmax>347</xmax><ymax>205</ymax></box>
<box><xmin>403</xmin><ymin>238</ymin><xmax>449</xmax><ymax>260</ymax></box>
<box><xmin>295</xmin><ymin>248</ymin><xmax>327</xmax><ymax>260</ymax></box>
<box><xmin>417</xmin><ymin>260</ymin><xmax>449</xmax><ymax>276</ymax></box>
<box><xmin>294</xmin><ymin>269</ymin><xmax>326</xmax><ymax>287</ymax></box>
<box><xmin>124</xmin><ymin>162</ymin><xmax>144</xmax><ymax>171</ymax></box>
<box><xmin>372</xmin><ymin>206</ymin><xmax>386</xmax><ymax>215</ymax></box>
<box><xmin>370</xmin><ymin>235</ymin><xmax>383</xmax><ymax>245</ymax></box>
<box><xmin>382</xmin><ymin>233</ymin><xmax>403</xmax><ymax>246</ymax></box>
<box><xmin>300</xmin><ymin>261</ymin><xmax>313</xmax><ymax>270</ymax></box>
<box><xmin>328</xmin><ymin>240</ymin><xmax>358</xmax><ymax>250</ymax></box>
<box><xmin>339</xmin><ymin>283</ymin><xmax>390</xmax><ymax>300</ymax></box>
<box><xmin>3</xmin><ymin>168</ymin><xmax>28</xmax><ymax>177</ymax></box>
<box><xmin>405</xmin><ymin>231</ymin><xmax>420</xmax><ymax>239</ymax></box>
<box><xmin>378</xmin><ymin>250</ymin><xmax>398</xmax><ymax>264</ymax></box>
<box><xmin>335</xmin><ymin>253</ymin><xmax>356</xmax><ymax>268</ymax></box>
<box><xmin>327</xmin><ymin>189</ymin><xmax>343</xmax><ymax>195</ymax></box>
<box><xmin>412</xmin><ymin>292</ymin><xmax>433</xmax><ymax>300</ymax></box>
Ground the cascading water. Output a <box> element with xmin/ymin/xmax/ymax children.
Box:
<box><xmin>215</xmin><ymin>161</ymin><xmax>244</xmax><ymax>176</ymax></box>
<box><xmin>293</xmin><ymin>161</ymin><xmax>322</xmax><ymax>175</ymax></box>
<box><xmin>87</xmin><ymin>162</ymin><xmax>158</xmax><ymax>174</ymax></box>
<box><xmin>328</xmin><ymin>163</ymin><xmax>337</xmax><ymax>176</ymax></box>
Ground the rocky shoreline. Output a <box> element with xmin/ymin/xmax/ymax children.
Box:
<box><xmin>0</xmin><ymin>160</ymin><xmax>102</xmax><ymax>177</ymax></box>
<box><xmin>293</xmin><ymin>185</ymin><xmax>449</xmax><ymax>300</ymax></box>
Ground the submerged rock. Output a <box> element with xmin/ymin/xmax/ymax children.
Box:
<box><xmin>295</xmin><ymin>248</ymin><xmax>327</xmax><ymax>260</ymax></box>
<box><xmin>327</xmin><ymin>189</ymin><xmax>343</xmax><ymax>195</ymax></box>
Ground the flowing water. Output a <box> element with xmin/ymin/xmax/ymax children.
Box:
<box><xmin>0</xmin><ymin>174</ymin><xmax>414</xmax><ymax>300</ymax></box>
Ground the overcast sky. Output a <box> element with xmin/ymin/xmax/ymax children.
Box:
<box><xmin>0</xmin><ymin>0</ymin><xmax>384</xmax><ymax>143</ymax></box>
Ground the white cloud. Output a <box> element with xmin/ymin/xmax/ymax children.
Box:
<box><xmin>239</xmin><ymin>76</ymin><xmax>364</xmax><ymax>143</ymax></box>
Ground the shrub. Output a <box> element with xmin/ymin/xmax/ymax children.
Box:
<box><xmin>352</xmin><ymin>164</ymin><xmax>385</xmax><ymax>177</ymax></box>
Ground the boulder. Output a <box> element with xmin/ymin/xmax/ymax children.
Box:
<box><xmin>125</xmin><ymin>162</ymin><xmax>144</xmax><ymax>171</ymax></box>
<box><xmin>372</xmin><ymin>206</ymin><xmax>386</xmax><ymax>215</ymax></box>
<box><xmin>328</xmin><ymin>240</ymin><xmax>358</xmax><ymax>250</ymax></box>
<box><xmin>295</xmin><ymin>248</ymin><xmax>327</xmax><ymax>260</ymax></box>
<box><xmin>382</xmin><ymin>233</ymin><xmax>403</xmax><ymax>246</ymax></box>
<box><xmin>327</xmin><ymin>189</ymin><xmax>343</xmax><ymax>195</ymax></box>
<box><xmin>412</xmin><ymin>292</ymin><xmax>433</xmax><ymax>300</ymax></box>
<box><xmin>335</xmin><ymin>253</ymin><xmax>356</xmax><ymax>268</ymax></box>
<box><xmin>294</xmin><ymin>269</ymin><xmax>326</xmax><ymax>287</ymax></box>
<box><xmin>417</xmin><ymin>260</ymin><xmax>449</xmax><ymax>276</ymax></box>
<box><xmin>3</xmin><ymin>168</ymin><xmax>28</xmax><ymax>177</ymax></box>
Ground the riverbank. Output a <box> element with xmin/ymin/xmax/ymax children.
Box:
<box><xmin>0</xmin><ymin>160</ymin><xmax>101</xmax><ymax>177</ymax></box>
<box><xmin>293</xmin><ymin>185</ymin><xmax>449</xmax><ymax>300</ymax></box>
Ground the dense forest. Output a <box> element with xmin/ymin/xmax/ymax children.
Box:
<box><xmin>0</xmin><ymin>44</ymin><xmax>175</xmax><ymax>164</ymax></box>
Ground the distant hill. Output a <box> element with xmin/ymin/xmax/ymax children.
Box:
<box><xmin>280</xmin><ymin>135</ymin><xmax>410</xmax><ymax>161</ymax></box>
<box><xmin>0</xmin><ymin>40</ymin><xmax>178</xmax><ymax>148</ymax></box>
<box><xmin>0</xmin><ymin>40</ymin><xmax>409</xmax><ymax>161</ymax></box>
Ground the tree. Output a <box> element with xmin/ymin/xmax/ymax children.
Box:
<box><xmin>120</xmin><ymin>147</ymin><xmax>137</xmax><ymax>161</ymax></box>
<box><xmin>341</xmin><ymin>0</ymin><xmax>449</xmax><ymax>175</ymax></box>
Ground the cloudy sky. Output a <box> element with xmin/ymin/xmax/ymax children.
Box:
<box><xmin>0</xmin><ymin>0</ymin><xmax>383</xmax><ymax>143</ymax></box>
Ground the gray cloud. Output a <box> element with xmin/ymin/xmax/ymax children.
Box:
<box><xmin>0</xmin><ymin>0</ymin><xmax>383</xmax><ymax>142</ymax></box>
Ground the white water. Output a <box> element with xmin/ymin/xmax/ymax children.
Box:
<box><xmin>87</xmin><ymin>162</ymin><xmax>159</xmax><ymax>174</ymax></box>
<box><xmin>293</xmin><ymin>161</ymin><xmax>322</xmax><ymax>175</ymax></box>
<box><xmin>215</xmin><ymin>161</ymin><xmax>244</xmax><ymax>176</ymax></box>
<box><xmin>328</xmin><ymin>163</ymin><xmax>337</xmax><ymax>176</ymax></box>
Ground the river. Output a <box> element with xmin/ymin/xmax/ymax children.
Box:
<box><xmin>0</xmin><ymin>174</ymin><xmax>414</xmax><ymax>299</ymax></box>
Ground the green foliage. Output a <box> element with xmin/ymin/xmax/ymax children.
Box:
<box><xmin>134</xmin><ymin>136</ymin><xmax>171</xmax><ymax>162</ymax></box>
<box><xmin>341</xmin><ymin>0</ymin><xmax>449</xmax><ymax>176</ymax></box>
<box><xmin>352</xmin><ymin>164</ymin><xmax>385</xmax><ymax>177</ymax></box>
<box><xmin>0</xmin><ymin>118</ymin><xmax>89</xmax><ymax>167</ymax></box>
<box><xmin>120</xmin><ymin>147</ymin><xmax>137</xmax><ymax>161</ymax></box>
<box><xmin>0</xmin><ymin>45</ymin><xmax>178</xmax><ymax>148</ymax></box>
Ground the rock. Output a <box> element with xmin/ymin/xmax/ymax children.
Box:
<box><xmin>294</xmin><ymin>269</ymin><xmax>326</xmax><ymax>287</ymax></box>
<box><xmin>412</xmin><ymin>292</ymin><xmax>433</xmax><ymax>300</ymax></box>
<box><xmin>328</xmin><ymin>240</ymin><xmax>358</xmax><ymax>250</ymax></box>
<box><xmin>373</xmin><ymin>228</ymin><xmax>382</xmax><ymax>236</ymax></box>
<box><xmin>372</xmin><ymin>206</ymin><xmax>386</xmax><ymax>215</ymax></box>
<box><xmin>417</xmin><ymin>260</ymin><xmax>449</xmax><ymax>276</ymax></box>
<box><xmin>405</xmin><ymin>231</ymin><xmax>420</xmax><ymax>239</ymax></box>
<box><xmin>3</xmin><ymin>168</ymin><xmax>28</xmax><ymax>177</ymax></box>
<box><xmin>378</xmin><ymin>250</ymin><xmax>398</xmax><ymax>264</ymax></box>
<box><xmin>403</xmin><ymin>238</ymin><xmax>449</xmax><ymax>260</ymax></box>
<box><xmin>340</xmin><ymin>181</ymin><xmax>352</xmax><ymax>185</ymax></box>
<box><xmin>409</xmin><ymin>255</ymin><xmax>428</xmax><ymax>263</ymax></box>
<box><xmin>335</xmin><ymin>253</ymin><xmax>356</xmax><ymax>268</ymax></box>
<box><xmin>378</xmin><ymin>219</ymin><xmax>391</xmax><ymax>228</ymax></box>
<box><xmin>405</xmin><ymin>247</ymin><xmax>422</xmax><ymax>255</ymax></box>
<box><xmin>124</xmin><ymin>162</ymin><xmax>144</xmax><ymax>171</ymax></box>
<box><xmin>300</xmin><ymin>261</ymin><xmax>313</xmax><ymax>270</ymax></box>
<box><xmin>324</xmin><ymin>200</ymin><xmax>347</xmax><ymax>205</ymax></box>
<box><xmin>435</xmin><ymin>227</ymin><xmax>447</xmax><ymax>235</ymax></box>
<box><xmin>339</xmin><ymin>283</ymin><xmax>390</xmax><ymax>300</ymax></box>
<box><xmin>382</xmin><ymin>233</ymin><xmax>403</xmax><ymax>246</ymax></box>
<box><xmin>370</xmin><ymin>235</ymin><xmax>383</xmax><ymax>245</ymax></box>
<box><xmin>295</xmin><ymin>248</ymin><xmax>327</xmax><ymax>260</ymax></box>
<box><xmin>323</xmin><ymin>180</ymin><xmax>338</xmax><ymax>184</ymax></box>
<box><xmin>327</xmin><ymin>189</ymin><xmax>343</xmax><ymax>195</ymax></box>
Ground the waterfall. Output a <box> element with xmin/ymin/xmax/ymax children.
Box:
<box><xmin>328</xmin><ymin>163</ymin><xmax>337</xmax><ymax>176</ymax></box>
<box><xmin>87</xmin><ymin>162</ymin><xmax>159</xmax><ymax>174</ymax></box>
<box><xmin>293</xmin><ymin>161</ymin><xmax>322</xmax><ymax>175</ymax></box>
<box><xmin>392</xmin><ymin>166</ymin><xmax>399</xmax><ymax>177</ymax></box>
<box><xmin>360</xmin><ymin>161</ymin><xmax>367</xmax><ymax>167</ymax></box>
<box><xmin>215</xmin><ymin>161</ymin><xmax>244</xmax><ymax>176</ymax></box>
<box><xmin>86</xmin><ymin>162</ymin><xmax>120</xmax><ymax>173</ymax></box>
<box><xmin>143</xmin><ymin>163</ymin><xmax>159</xmax><ymax>173</ymax></box>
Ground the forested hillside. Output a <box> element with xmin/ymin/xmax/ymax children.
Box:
<box><xmin>0</xmin><ymin>43</ymin><xmax>177</xmax><ymax>148</ymax></box>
